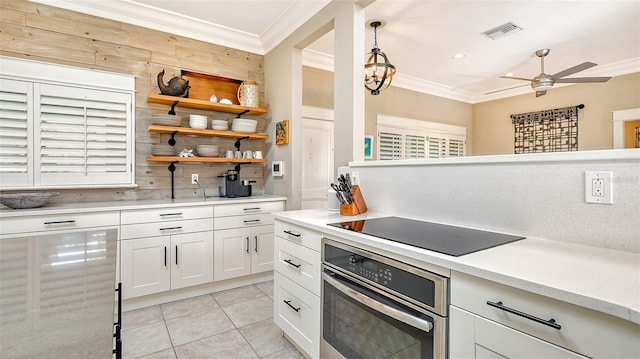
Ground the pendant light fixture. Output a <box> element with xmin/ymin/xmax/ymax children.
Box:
<box><xmin>365</xmin><ymin>20</ymin><xmax>396</xmax><ymax>95</ymax></box>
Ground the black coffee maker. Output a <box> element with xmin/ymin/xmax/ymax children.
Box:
<box><xmin>218</xmin><ymin>169</ymin><xmax>253</xmax><ymax>197</ymax></box>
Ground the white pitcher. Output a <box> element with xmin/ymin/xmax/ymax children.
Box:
<box><xmin>237</xmin><ymin>81</ymin><xmax>259</xmax><ymax>107</ymax></box>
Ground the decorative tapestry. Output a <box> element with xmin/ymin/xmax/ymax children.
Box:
<box><xmin>511</xmin><ymin>104</ymin><xmax>584</xmax><ymax>154</ymax></box>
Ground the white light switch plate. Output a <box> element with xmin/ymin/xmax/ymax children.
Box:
<box><xmin>585</xmin><ymin>171</ymin><xmax>613</xmax><ymax>204</ymax></box>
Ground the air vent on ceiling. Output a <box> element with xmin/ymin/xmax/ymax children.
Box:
<box><xmin>482</xmin><ymin>22</ymin><xmax>523</xmax><ymax>40</ymax></box>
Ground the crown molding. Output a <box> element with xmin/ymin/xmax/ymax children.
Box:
<box><xmin>30</xmin><ymin>0</ymin><xmax>264</xmax><ymax>54</ymax></box>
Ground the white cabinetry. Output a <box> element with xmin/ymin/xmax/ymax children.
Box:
<box><xmin>273</xmin><ymin>220</ymin><xmax>322</xmax><ymax>359</ymax></box>
<box><xmin>120</xmin><ymin>205</ymin><xmax>214</xmax><ymax>299</ymax></box>
<box><xmin>213</xmin><ymin>201</ymin><xmax>284</xmax><ymax>281</ymax></box>
<box><xmin>450</xmin><ymin>271</ymin><xmax>640</xmax><ymax>359</ymax></box>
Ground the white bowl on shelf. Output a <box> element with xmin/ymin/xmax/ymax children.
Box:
<box><xmin>196</xmin><ymin>145</ymin><xmax>220</xmax><ymax>157</ymax></box>
<box><xmin>211</xmin><ymin>120</ymin><xmax>228</xmax><ymax>130</ymax></box>
<box><xmin>231</xmin><ymin>118</ymin><xmax>257</xmax><ymax>133</ymax></box>
<box><xmin>151</xmin><ymin>114</ymin><xmax>182</xmax><ymax>126</ymax></box>
<box><xmin>189</xmin><ymin>114</ymin><xmax>208</xmax><ymax>129</ymax></box>
<box><xmin>151</xmin><ymin>145</ymin><xmax>176</xmax><ymax>156</ymax></box>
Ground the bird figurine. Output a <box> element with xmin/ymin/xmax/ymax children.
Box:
<box><xmin>157</xmin><ymin>69</ymin><xmax>190</xmax><ymax>98</ymax></box>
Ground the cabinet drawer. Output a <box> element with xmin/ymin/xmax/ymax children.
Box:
<box><xmin>214</xmin><ymin>213</ymin><xmax>274</xmax><ymax>230</ymax></box>
<box><xmin>120</xmin><ymin>205</ymin><xmax>213</xmax><ymax>225</ymax></box>
<box><xmin>274</xmin><ymin>272</ymin><xmax>320</xmax><ymax>359</ymax></box>
<box><xmin>120</xmin><ymin>218</ymin><xmax>213</xmax><ymax>240</ymax></box>
<box><xmin>275</xmin><ymin>236</ymin><xmax>321</xmax><ymax>296</ymax></box>
<box><xmin>1</xmin><ymin>211</ymin><xmax>119</xmax><ymax>235</ymax></box>
<box><xmin>214</xmin><ymin>201</ymin><xmax>284</xmax><ymax>218</ymax></box>
<box><xmin>451</xmin><ymin>271</ymin><xmax>640</xmax><ymax>358</ymax></box>
<box><xmin>274</xmin><ymin>220</ymin><xmax>322</xmax><ymax>252</ymax></box>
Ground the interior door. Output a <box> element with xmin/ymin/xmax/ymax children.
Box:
<box><xmin>301</xmin><ymin>117</ymin><xmax>334</xmax><ymax>209</ymax></box>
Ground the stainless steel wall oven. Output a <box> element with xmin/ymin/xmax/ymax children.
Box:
<box><xmin>321</xmin><ymin>238</ymin><xmax>449</xmax><ymax>359</ymax></box>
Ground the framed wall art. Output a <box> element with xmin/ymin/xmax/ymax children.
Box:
<box><xmin>364</xmin><ymin>135</ymin><xmax>373</xmax><ymax>159</ymax></box>
<box><xmin>275</xmin><ymin>120</ymin><xmax>289</xmax><ymax>145</ymax></box>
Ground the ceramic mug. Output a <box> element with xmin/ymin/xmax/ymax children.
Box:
<box><xmin>225</xmin><ymin>150</ymin><xmax>234</xmax><ymax>158</ymax></box>
<box><xmin>252</xmin><ymin>151</ymin><xmax>263</xmax><ymax>159</ymax></box>
<box><xmin>242</xmin><ymin>150</ymin><xmax>253</xmax><ymax>159</ymax></box>
<box><xmin>234</xmin><ymin>151</ymin><xmax>242</xmax><ymax>158</ymax></box>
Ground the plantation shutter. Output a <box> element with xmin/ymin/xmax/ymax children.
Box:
<box><xmin>0</xmin><ymin>79</ymin><xmax>32</xmax><ymax>186</ymax></box>
<box><xmin>405</xmin><ymin>134</ymin><xmax>426</xmax><ymax>159</ymax></box>
<box><xmin>427</xmin><ymin>135</ymin><xmax>446</xmax><ymax>158</ymax></box>
<box><xmin>34</xmin><ymin>84</ymin><xmax>132</xmax><ymax>186</ymax></box>
<box><xmin>448</xmin><ymin>136</ymin><xmax>466</xmax><ymax>157</ymax></box>
<box><xmin>378</xmin><ymin>130</ymin><xmax>403</xmax><ymax>160</ymax></box>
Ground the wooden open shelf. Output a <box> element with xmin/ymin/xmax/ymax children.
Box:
<box><xmin>148</xmin><ymin>94</ymin><xmax>267</xmax><ymax>116</ymax></box>
<box><xmin>148</xmin><ymin>124</ymin><xmax>268</xmax><ymax>140</ymax></box>
<box><xmin>146</xmin><ymin>156</ymin><xmax>267</xmax><ymax>164</ymax></box>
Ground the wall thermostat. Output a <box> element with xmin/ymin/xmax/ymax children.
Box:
<box><xmin>272</xmin><ymin>161</ymin><xmax>284</xmax><ymax>176</ymax></box>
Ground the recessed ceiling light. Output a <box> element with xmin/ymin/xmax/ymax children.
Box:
<box><xmin>452</xmin><ymin>53</ymin><xmax>466</xmax><ymax>60</ymax></box>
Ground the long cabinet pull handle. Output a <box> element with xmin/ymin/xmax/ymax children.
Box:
<box><xmin>175</xmin><ymin>245</ymin><xmax>178</xmax><ymax>265</ymax></box>
<box><xmin>243</xmin><ymin>207</ymin><xmax>261</xmax><ymax>211</ymax></box>
<box><xmin>283</xmin><ymin>300</ymin><xmax>301</xmax><ymax>312</ymax></box>
<box><xmin>284</xmin><ymin>259</ymin><xmax>301</xmax><ymax>268</ymax></box>
<box><xmin>44</xmin><ymin>220</ymin><xmax>76</xmax><ymax>225</ymax></box>
<box><xmin>246</xmin><ymin>237</ymin><xmax>249</xmax><ymax>254</ymax></box>
<box><xmin>244</xmin><ymin>219</ymin><xmax>261</xmax><ymax>224</ymax></box>
<box><xmin>487</xmin><ymin>301</ymin><xmax>562</xmax><ymax>330</ymax></box>
<box><xmin>283</xmin><ymin>230</ymin><xmax>301</xmax><ymax>237</ymax></box>
<box><xmin>164</xmin><ymin>246</ymin><xmax>167</xmax><ymax>267</ymax></box>
<box><xmin>160</xmin><ymin>213</ymin><xmax>182</xmax><ymax>217</ymax></box>
<box><xmin>254</xmin><ymin>236</ymin><xmax>258</xmax><ymax>253</ymax></box>
<box><xmin>160</xmin><ymin>226</ymin><xmax>182</xmax><ymax>231</ymax></box>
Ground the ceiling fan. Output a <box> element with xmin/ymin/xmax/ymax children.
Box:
<box><xmin>499</xmin><ymin>49</ymin><xmax>611</xmax><ymax>97</ymax></box>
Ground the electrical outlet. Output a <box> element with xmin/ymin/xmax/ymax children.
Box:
<box><xmin>585</xmin><ymin>171</ymin><xmax>613</xmax><ymax>204</ymax></box>
<box><xmin>191</xmin><ymin>173</ymin><xmax>199</xmax><ymax>184</ymax></box>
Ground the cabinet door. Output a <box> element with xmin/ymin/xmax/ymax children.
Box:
<box><xmin>450</xmin><ymin>306</ymin><xmax>587</xmax><ymax>359</ymax></box>
<box><xmin>120</xmin><ymin>236</ymin><xmax>171</xmax><ymax>298</ymax></box>
<box><xmin>213</xmin><ymin>228</ymin><xmax>251</xmax><ymax>281</ymax></box>
<box><xmin>251</xmin><ymin>225</ymin><xmax>274</xmax><ymax>274</ymax></box>
<box><xmin>170</xmin><ymin>231</ymin><xmax>213</xmax><ymax>289</ymax></box>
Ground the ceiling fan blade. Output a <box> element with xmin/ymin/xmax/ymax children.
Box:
<box><xmin>536</xmin><ymin>90</ymin><xmax>547</xmax><ymax>97</ymax></box>
<box><xmin>484</xmin><ymin>83</ymin><xmax>529</xmax><ymax>95</ymax></box>
<box><xmin>554</xmin><ymin>77</ymin><xmax>611</xmax><ymax>83</ymax></box>
<box><xmin>500</xmin><ymin>75</ymin><xmax>534</xmax><ymax>81</ymax></box>
<box><xmin>551</xmin><ymin>62</ymin><xmax>597</xmax><ymax>79</ymax></box>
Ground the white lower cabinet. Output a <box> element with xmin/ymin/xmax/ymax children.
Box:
<box><xmin>213</xmin><ymin>200</ymin><xmax>284</xmax><ymax>281</ymax></box>
<box><xmin>213</xmin><ymin>225</ymin><xmax>274</xmax><ymax>281</ymax></box>
<box><xmin>120</xmin><ymin>206</ymin><xmax>214</xmax><ymax>299</ymax></box>
<box><xmin>273</xmin><ymin>219</ymin><xmax>322</xmax><ymax>359</ymax></box>
<box><xmin>450</xmin><ymin>306</ymin><xmax>586</xmax><ymax>359</ymax></box>
<box><xmin>450</xmin><ymin>271</ymin><xmax>640</xmax><ymax>359</ymax></box>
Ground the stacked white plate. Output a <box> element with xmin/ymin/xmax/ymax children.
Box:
<box><xmin>211</xmin><ymin>119</ymin><xmax>228</xmax><ymax>131</ymax></box>
<box><xmin>231</xmin><ymin>118</ymin><xmax>258</xmax><ymax>133</ymax></box>
<box><xmin>152</xmin><ymin>114</ymin><xmax>182</xmax><ymax>126</ymax></box>
<box><xmin>196</xmin><ymin>145</ymin><xmax>220</xmax><ymax>157</ymax></box>
<box><xmin>151</xmin><ymin>145</ymin><xmax>176</xmax><ymax>156</ymax></box>
<box><xmin>189</xmin><ymin>114</ymin><xmax>208</xmax><ymax>129</ymax></box>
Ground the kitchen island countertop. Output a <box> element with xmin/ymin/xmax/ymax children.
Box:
<box><xmin>273</xmin><ymin>209</ymin><xmax>640</xmax><ymax>326</ymax></box>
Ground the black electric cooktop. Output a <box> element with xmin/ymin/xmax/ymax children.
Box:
<box><xmin>327</xmin><ymin>216</ymin><xmax>525</xmax><ymax>257</ymax></box>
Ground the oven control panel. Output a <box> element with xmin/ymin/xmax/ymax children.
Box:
<box><xmin>349</xmin><ymin>254</ymin><xmax>393</xmax><ymax>285</ymax></box>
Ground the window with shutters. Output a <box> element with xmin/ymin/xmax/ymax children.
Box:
<box><xmin>376</xmin><ymin>115</ymin><xmax>466</xmax><ymax>160</ymax></box>
<box><xmin>0</xmin><ymin>56</ymin><xmax>135</xmax><ymax>189</ymax></box>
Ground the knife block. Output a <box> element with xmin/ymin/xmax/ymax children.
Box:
<box><xmin>340</xmin><ymin>185</ymin><xmax>368</xmax><ymax>216</ymax></box>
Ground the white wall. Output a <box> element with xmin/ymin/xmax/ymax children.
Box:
<box><xmin>350</xmin><ymin>150</ymin><xmax>640</xmax><ymax>253</ymax></box>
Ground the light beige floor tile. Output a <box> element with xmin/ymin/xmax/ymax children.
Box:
<box><xmin>165</xmin><ymin>307</ymin><xmax>236</xmax><ymax>346</ymax></box>
<box><xmin>239</xmin><ymin>318</ymin><xmax>294</xmax><ymax>357</ymax></box>
<box><xmin>122</xmin><ymin>305</ymin><xmax>164</xmax><ymax>329</ymax></box>
<box><xmin>137</xmin><ymin>348</ymin><xmax>177</xmax><ymax>359</ymax></box>
<box><xmin>160</xmin><ymin>294</ymin><xmax>218</xmax><ymax>320</ymax></box>
<box><xmin>122</xmin><ymin>321</ymin><xmax>172</xmax><ymax>359</ymax></box>
<box><xmin>262</xmin><ymin>345</ymin><xmax>307</xmax><ymax>359</ymax></box>
<box><xmin>255</xmin><ymin>280</ymin><xmax>274</xmax><ymax>297</ymax></box>
<box><xmin>222</xmin><ymin>295</ymin><xmax>273</xmax><ymax>328</ymax></box>
<box><xmin>174</xmin><ymin>329</ymin><xmax>258</xmax><ymax>359</ymax></box>
<box><xmin>212</xmin><ymin>284</ymin><xmax>265</xmax><ymax>306</ymax></box>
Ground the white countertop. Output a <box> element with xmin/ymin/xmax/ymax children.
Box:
<box><xmin>272</xmin><ymin>209</ymin><xmax>640</xmax><ymax>325</ymax></box>
<box><xmin>0</xmin><ymin>195</ymin><xmax>287</xmax><ymax>218</ymax></box>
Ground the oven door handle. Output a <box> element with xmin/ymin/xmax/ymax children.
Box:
<box><xmin>322</xmin><ymin>272</ymin><xmax>433</xmax><ymax>333</ymax></box>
